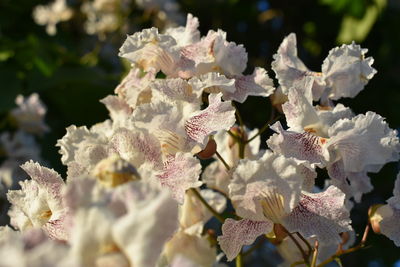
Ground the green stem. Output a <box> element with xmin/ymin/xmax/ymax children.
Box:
<box><xmin>246</xmin><ymin>114</ymin><xmax>281</xmax><ymax>144</ymax></box>
<box><xmin>282</xmin><ymin>226</ymin><xmax>310</xmax><ymax>266</ymax></box>
<box><xmin>238</xmin><ymin>142</ymin><xmax>245</xmax><ymax>159</ymax></box>
<box><xmin>233</xmin><ymin>102</ymin><xmax>245</xmax><ymax>134</ymax></box>
<box><xmin>296</xmin><ymin>232</ymin><xmax>313</xmax><ymax>257</ymax></box>
<box><xmin>235</xmin><ymin>251</ymin><xmax>243</xmax><ymax>267</ymax></box>
<box><xmin>317</xmin><ymin>224</ymin><xmax>370</xmax><ymax>267</ymax></box>
<box><xmin>189</xmin><ymin>188</ymin><xmax>225</xmax><ymax>223</ymax></box>
<box><xmin>310</xmin><ymin>241</ymin><xmax>319</xmax><ymax>267</ymax></box>
<box><xmin>215</xmin><ymin>151</ymin><xmax>231</xmax><ymax>171</ymax></box>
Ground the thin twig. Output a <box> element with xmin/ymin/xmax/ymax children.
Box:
<box><xmin>311</xmin><ymin>240</ymin><xmax>319</xmax><ymax>267</ymax></box>
<box><xmin>233</xmin><ymin>102</ymin><xmax>245</xmax><ymax>134</ymax></box>
<box><xmin>189</xmin><ymin>188</ymin><xmax>225</xmax><ymax>223</ymax></box>
<box><xmin>317</xmin><ymin>224</ymin><xmax>371</xmax><ymax>267</ymax></box>
<box><xmin>215</xmin><ymin>151</ymin><xmax>231</xmax><ymax>171</ymax></box>
<box><xmin>246</xmin><ymin>114</ymin><xmax>282</xmax><ymax>144</ymax></box>
<box><xmin>296</xmin><ymin>232</ymin><xmax>313</xmax><ymax>257</ymax></box>
<box><xmin>238</xmin><ymin>142</ymin><xmax>245</xmax><ymax>159</ymax></box>
<box><xmin>281</xmin><ymin>226</ymin><xmax>310</xmax><ymax>265</ymax></box>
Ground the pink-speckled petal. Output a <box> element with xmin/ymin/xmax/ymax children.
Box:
<box><xmin>151</xmin><ymin>78</ymin><xmax>199</xmax><ymax>103</ymax></box>
<box><xmin>217</xmin><ymin>218</ymin><xmax>272</xmax><ymax>261</ymax></box>
<box><xmin>157</xmin><ymin>152</ymin><xmax>202</xmax><ymax>203</ymax></box>
<box><xmin>267</xmin><ymin>122</ymin><xmax>329</xmax><ymax>167</ymax></box>
<box><xmin>20</xmin><ymin>161</ymin><xmax>63</xmax><ymax>199</ymax></box>
<box><xmin>224</xmin><ymin>67</ymin><xmax>275</xmax><ymax>103</ymax></box>
<box><xmin>43</xmin><ymin>215</ymin><xmax>69</xmax><ymax>241</ymax></box>
<box><xmin>229</xmin><ymin>151</ymin><xmax>305</xmax><ymax>222</ymax></box>
<box><xmin>284</xmin><ymin>186</ymin><xmax>352</xmax><ymax>244</ymax></box>
<box><xmin>185</xmin><ymin>93</ymin><xmax>235</xmax><ymax>146</ymax></box>
<box><xmin>109</xmin><ymin>128</ymin><xmax>163</xmax><ymax>168</ymax></box>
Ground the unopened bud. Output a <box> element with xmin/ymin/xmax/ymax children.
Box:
<box><xmin>368</xmin><ymin>204</ymin><xmax>388</xmax><ymax>234</ymax></box>
<box><xmin>197</xmin><ymin>139</ymin><xmax>217</xmax><ymax>159</ymax></box>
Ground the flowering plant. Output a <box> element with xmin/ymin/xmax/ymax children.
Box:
<box><xmin>1</xmin><ymin>13</ymin><xmax>399</xmax><ymax>267</ymax></box>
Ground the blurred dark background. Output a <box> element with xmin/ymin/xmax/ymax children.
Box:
<box><xmin>1</xmin><ymin>0</ymin><xmax>400</xmax><ymax>265</ymax></box>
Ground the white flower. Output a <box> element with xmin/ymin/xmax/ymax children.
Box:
<box><xmin>7</xmin><ymin>161</ymin><xmax>67</xmax><ymax>241</ymax></box>
<box><xmin>218</xmin><ymin>151</ymin><xmax>351</xmax><ymax>260</ymax></box>
<box><xmin>322</xmin><ymin>42</ymin><xmax>377</xmax><ymax>100</ymax></box>
<box><xmin>11</xmin><ymin>93</ymin><xmax>49</xmax><ymax>135</ymax></box>
<box><xmin>64</xmin><ymin>177</ymin><xmax>179</xmax><ymax>266</ymax></box>
<box><xmin>32</xmin><ymin>0</ymin><xmax>73</xmax><ymax>35</ymax></box>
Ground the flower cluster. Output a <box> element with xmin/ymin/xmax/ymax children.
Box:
<box><xmin>33</xmin><ymin>0</ymin><xmax>183</xmax><ymax>37</ymax></box>
<box><xmin>1</xmin><ymin>14</ymin><xmax>400</xmax><ymax>266</ymax></box>
<box><xmin>0</xmin><ymin>94</ymin><xmax>49</xmax><ymax>225</ymax></box>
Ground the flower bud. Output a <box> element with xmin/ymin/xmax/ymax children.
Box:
<box><xmin>368</xmin><ymin>204</ymin><xmax>387</xmax><ymax>234</ymax></box>
<box><xmin>197</xmin><ymin>139</ymin><xmax>217</xmax><ymax>159</ymax></box>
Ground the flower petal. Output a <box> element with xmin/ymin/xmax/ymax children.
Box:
<box><xmin>284</xmin><ymin>186</ymin><xmax>352</xmax><ymax>244</ymax></box>
<box><xmin>267</xmin><ymin>122</ymin><xmax>329</xmax><ymax>167</ymax></box>
<box><xmin>224</xmin><ymin>67</ymin><xmax>275</xmax><ymax>103</ymax></box>
<box><xmin>157</xmin><ymin>152</ymin><xmax>202</xmax><ymax>203</ymax></box>
<box><xmin>322</xmin><ymin>42</ymin><xmax>377</xmax><ymax>100</ymax></box>
<box><xmin>185</xmin><ymin>93</ymin><xmax>236</xmax><ymax>146</ymax></box>
<box><xmin>217</xmin><ymin>218</ymin><xmax>272</xmax><ymax>261</ymax></box>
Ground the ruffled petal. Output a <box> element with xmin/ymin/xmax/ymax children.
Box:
<box><xmin>322</xmin><ymin>42</ymin><xmax>377</xmax><ymax>100</ymax></box>
<box><xmin>224</xmin><ymin>67</ymin><xmax>275</xmax><ymax>103</ymax></box>
<box><xmin>119</xmin><ymin>27</ymin><xmax>179</xmax><ymax>75</ymax></box>
<box><xmin>112</xmin><ymin>182</ymin><xmax>179</xmax><ymax>267</ymax></box>
<box><xmin>109</xmin><ymin>128</ymin><xmax>163</xmax><ymax>169</ymax></box>
<box><xmin>185</xmin><ymin>93</ymin><xmax>236</xmax><ymax>146</ymax></box>
<box><xmin>151</xmin><ymin>78</ymin><xmax>200</xmax><ymax>103</ymax></box>
<box><xmin>114</xmin><ymin>67</ymin><xmax>155</xmax><ymax>109</ymax></box>
<box><xmin>271</xmin><ymin>33</ymin><xmax>310</xmax><ymax>94</ymax></box>
<box><xmin>157</xmin><ymin>152</ymin><xmax>202</xmax><ymax>203</ymax></box>
<box><xmin>267</xmin><ymin>122</ymin><xmax>330</xmax><ymax>167</ymax></box>
<box><xmin>328</xmin><ymin>112</ymin><xmax>400</xmax><ymax>173</ymax></box>
<box><xmin>282</xmin><ymin>86</ymin><xmax>319</xmax><ymax>133</ymax></box>
<box><xmin>229</xmin><ymin>151</ymin><xmax>304</xmax><ymax>222</ymax></box>
<box><xmin>284</xmin><ymin>186</ymin><xmax>352</xmax><ymax>244</ymax></box>
<box><xmin>165</xmin><ymin>13</ymin><xmax>200</xmax><ymax>47</ymax></box>
<box><xmin>188</xmin><ymin>72</ymin><xmax>236</xmax><ymax>94</ymax></box>
<box><xmin>213</xmin><ymin>30</ymin><xmax>247</xmax><ymax>76</ymax></box>
<box><xmin>217</xmin><ymin>218</ymin><xmax>272</xmax><ymax>261</ymax></box>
